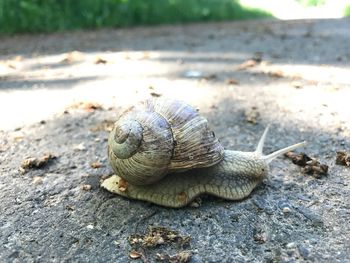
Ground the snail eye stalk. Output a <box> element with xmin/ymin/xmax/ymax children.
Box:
<box><xmin>255</xmin><ymin>125</ymin><xmax>306</xmax><ymax>164</ymax></box>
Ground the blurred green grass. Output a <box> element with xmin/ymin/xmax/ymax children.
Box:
<box><xmin>344</xmin><ymin>5</ymin><xmax>350</xmax><ymax>16</ymax></box>
<box><xmin>0</xmin><ymin>0</ymin><xmax>272</xmax><ymax>34</ymax></box>
<box><xmin>296</xmin><ymin>0</ymin><xmax>325</xmax><ymax>7</ymax></box>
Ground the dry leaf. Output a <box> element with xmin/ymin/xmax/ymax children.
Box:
<box><xmin>90</xmin><ymin>120</ymin><xmax>114</xmax><ymax>132</ymax></box>
<box><xmin>32</xmin><ymin>176</ymin><xmax>43</xmax><ymax>185</ymax></box>
<box><xmin>21</xmin><ymin>154</ymin><xmax>57</xmax><ymax>173</ymax></box>
<box><xmin>237</xmin><ymin>59</ymin><xmax>257</xmax><ymax>70</ymax></box>
<box><xmin>61</xmin><ymin>51</ymin><xmax>83</xmax><ymax>64</ymax></box>
<box><xmin>81</xmin><ymin>184</ymin><xmax>92</xmax><ymax>191</ymax></box>
<box><xmin>335</xmin><ymin>151</ymin><xmax>350</xmax><ymax>167</ymax></box>
<box><xmin>73</xmin><ymin>143</ymin><xmax>86</xmax><ymax>151</ymax></box>
<box><xmin>227</xmin><ymin>79</ymin><xmax>239</xmax><ymax>85</ymax></box>
<box><xmin>118</xmin><ymin>177</ymin><xmax>128</xmax><ymax>192</ymax></box>
<box><xmin>65</xmin><ymin>204</ymin><xmax>75</xmax><ymax>211</ymax></box>
<box><xmin>268</xmin><ymin>69</ymin><xmax>284</xmax><ymax>78</ymax></box>
<box><xmin>129</xmin><ymin>251</ymin><xmax>142</xmax><ymax>259</ymax></box>
<box><xmin>204</xmin><ymin>73</ymin><xmax>217</xmax><ymax>80</ymax></box>
<box><xmin>156</xmin><ymin>251</ymin><xmax>192</xmax><ymax>263</ymax></box>
<box><xmin>291</xmin><ymin>81</ymin><xmax>303</xmax><ymax>89</ymax></box>
<box><xmin>94</xmin><ymin>57</ymin><xmax>108</xmax><ymax>64</ymax></box>
<box><xmin>284</xmin><ymin>152</ymin><xmax>311</xmax><ymax>167</ymax></box>
<box><xmin>68</xmin><ymin>102</ymin><xmax>103</xmax><ymax>112</ymax></box>
<box><xmin>14</xmin><ymin>135</ymin><xmax>24</xmax><ymax>142</ymax></box>
<box><xmin>128</xmin><ymin>226</ymin><xmax>191</xmax><ymax>248</ymax></box>
<box><xmin>302</xmin><ymin>161</ymin><xmax>328</xmax><ymax>178</ymax></box>
<box><xmin>81</xmin><ymin>102</ymin><xmax>102</xmax><ymax>112</ymax></box>
<box><xmin>150</xmin><ymin>92</ymin><xmax>162</xmax><ymax>97</ymax></box>
<box><xmin>244</xmin><ymin>107</ymin><xmax>259</xmax><ymax>124</ymax></box>
<box><xmin>90</xmin><ymin>162</ymin><xmax>102</xmax><ymax>169</ymax></box>
<box><xmin>284</xmin><ymin>152</ymin><xmax>328</xmax><ymax>178</ymax></box>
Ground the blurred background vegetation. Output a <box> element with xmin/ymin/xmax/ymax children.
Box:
<box><xmin>0</xmin><ymin>0</ymin><xmax>349</xmax><ymax>34</ymax></box>
<box><xmin>0</xmin><ymin>0</ymin><xmax>271</xmax><ymax>34</ymax></box>
<box><xmin>344</xmin><ymin>5</ymin><xmax>350</xmax><ymax>16</ymax></box>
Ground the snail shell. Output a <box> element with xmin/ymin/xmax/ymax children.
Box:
<box><xmin>108</xmin><ymin>98</ymin><xmax>224</xmax><ymax>185</ymax></box>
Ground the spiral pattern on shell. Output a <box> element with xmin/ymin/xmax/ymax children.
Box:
<box><xmin>108</xmin><ymin>98</ymin><xmax>224</xmax><ymax>185</ymax></box>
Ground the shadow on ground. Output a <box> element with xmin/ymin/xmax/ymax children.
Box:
<box><xmin>0</xmin><ymin>18</ymin><xmax>350</xmax><ymax>262</ymax></box>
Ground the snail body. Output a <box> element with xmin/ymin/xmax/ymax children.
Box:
<box><xmin>103</xmin><ymin>98</ymin><xmax>306</xmax><ymax>208</ymax></box>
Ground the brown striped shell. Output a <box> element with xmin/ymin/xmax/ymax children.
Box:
<box><xmin>108</xmin><ymin>98</ymin><xmax>224</xmax><ymax>185</ymax></box>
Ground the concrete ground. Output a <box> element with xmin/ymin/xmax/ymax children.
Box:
<box><xmin>0</xmin><ymin>18</ymin><xmax>350</xmax><ymax>262</ymax></box>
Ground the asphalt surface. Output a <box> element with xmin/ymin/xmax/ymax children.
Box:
<box><xmin>1</xmin><ymin>18</ymin><xmax>350</xmax><ymax>262</ymax></box>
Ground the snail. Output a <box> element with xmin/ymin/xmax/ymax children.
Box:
<box><xmin>102</xmin><ymin>98</ymin><xmax>306</xmax><ymax>208</ymax></box>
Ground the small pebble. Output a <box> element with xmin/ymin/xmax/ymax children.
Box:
<box><xmin>32</xmin><ymin>176</ymin><xmax>43</xmax><ymax>185</ymax></box>
<box><xmin>286</xmin><ymin>242</ymin><xmax>296</xmax><ymax>249</ymax></box>
<box><xmin>73</xmin><ymin>143</ymin><xmax>86</xmax><ymax>151</ymax></box>
<box><xmin>86</xmin><ymin>224</ymin><xmax>94</xmax><ymax>230</ymax></box>
<box><xmin>253</xmin><ymin>229</ymin><xmax>267</xmax><ymax>244</ymax></box>
<box><xmin>298</xmin><ymin>244</ymin><xmax>310</xmax><ymax>259</ymax></box>
<box><xmin>283</xmin><ymin>207</ymin><xmax>291</xmax><ymax>213</ymax></box>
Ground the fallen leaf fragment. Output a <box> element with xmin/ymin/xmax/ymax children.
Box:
<box><xmin>237</xmin><ymin>59</ymin><xmax>257</xmax><ymax>70</ymax></box>
<box><xmin>253</xmin><ymin>229</ymin><xmax>267</xmax><ymax>244</ymax></box>
<box><xmin>81</xmin><ymin>184</ymin><xmax>92</xmax><ymax>191</ymax></box>
<box><xmin>60</xmin><ymin>51</ymin><xmax>83</xmax><ymax>64</ymax></box>
<box><xmin>90</xmin><ymin>120</ymin><xmax>114</xmax><ymax>132</ymax></box>
<box><xmin>14</xmin><ymin>135</ymin><xmax>24</xmax><ymax>142</ymax></box>
<box><xmin>268</xmin><ymin>69</ymin><xmax>284</xmax><ymax>78</ymax></box>
<box><xmin>189</xmin><ymin>197</ymin><xmax>202</xmax><ymax>208</ymax></box>
<box><xmin>100</xmin><ymin>174</ymin><xmax>109</xmax><ymax>181</ymax></box>
<box><xmin>244</xmin><ymin>107</ymin><xmax>259</xmax><ymax>124</ymax></box>
<box><xmin>150</xmin><ymin>92</ymin><xmax>162</xmax><ymax>97</ymax></box>
<box><xmin>284</xmin><ymin>152</ymin><xmax>311</xmax><ymax>166</ymax></box>
<box><xmin>68</xmin><ymin>102</ymin><xmax>103</xmax><ymax>112</ymax></box>
<box><xmin>65</xmin><ymin>204</ymin><xmax>75</xmax><ymax>211</ymax></box>
<box><xmin>20</xmin><ymin>154</ymin><xmax>57</xmax><ymax>173</ymax></box>
<box><xmin>32</xmin><ymin>176</ymin><xmax>43</xmax><ymax>185</ymax></box>
<box><xmin>291</xmin><ymin>81</ymin><xmax>303</xmax><ymax>89</ymax></box>
<box><xmin>73</xmin><ymin>143</ymin><xmax>86</xmax><ymax>151</ymax></box>
<box><xmin>284</xmin><ymin>152</ymin><xmax>328</xmax><ymax>178</ymax></box>
<box><xmin>335</xmin><ymin>151</ymin><xmax>350</xmax><ymax>167</ymax></box>
<box><xmin>94</xmin><ymin>57</ymin><xmax>108</xmax><ymax>64</ymax></box>
<box><xmin>227</xmin><ymin>79</ymin><xmax>239</xmax><ymax>85</ymax></box>
<box><xmin>118</xmin><ymin>177</ymin><xmax>128</xmax><ymax>192</ymax></box>
<box><xmin>302</xmin><ymin>161</ymin><xmax>328</xmax><ymax>178</ymax></box>
<box><xmin>203</xmin><ymin>73</ymin><xmax>217</xmax><ymax>80</ymax></box>
<box><xmin>171</xmin><ymin>251</ymin><xmax>192</xmax><ymax>263</ymax></box>
<box><xmin>82</xmin><ymin>102</ymin><xmax>102</xmax><ymax>112</ymax></box>
<box><xmin>253</xmin><ymin>52</ymin><xmax>263</xmax><ymax>62</ymax></box>
<box><xmin>90</xmin><ymin>162</ymin><xmax>102</xmax><ymax>169</ymax></box>
<box><xmin>129</xmin><ymin>251</ymin><xmax>142</xmax><ymax>259</ymax></box>
<box><xmin>156</xmin><ymin>251</ymin><xmax>192</xmax><ymax>263</ymax></box>
<box><xmin>128</xmin><ymin>226</ymin><xmax>191</xmax><ymax>248</ymax></box>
